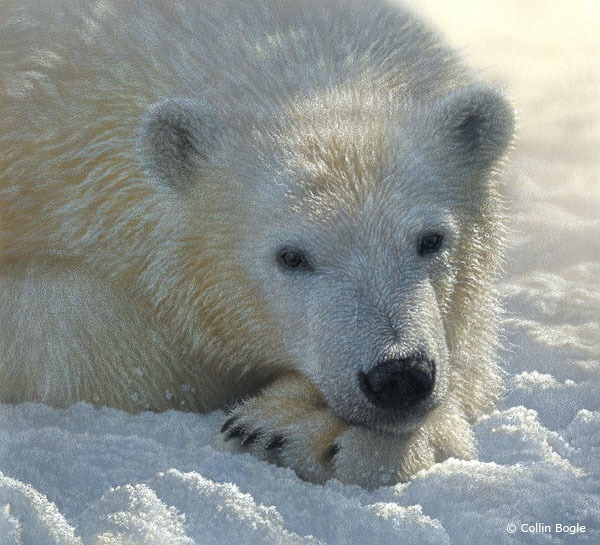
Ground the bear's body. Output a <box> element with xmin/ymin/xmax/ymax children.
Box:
<box><xmin>0</xmin><ymin>0</ymin><xmax>514</xmax><ymax>487</ymax></box>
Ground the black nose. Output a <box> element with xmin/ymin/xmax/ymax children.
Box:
<box><xmin>358</xmin><ymin>353</ymin><xmax>435</xmax><ymax>410</ymax></box>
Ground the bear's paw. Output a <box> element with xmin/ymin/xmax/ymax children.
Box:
<box><xmin>220</xmin><ymin>375</ymin><xmax>348</xmax><ymax>484</ymax></box>
<box><xmin>219</xmin><ymin>373</ymin><xmax>449</xmax><ymax>488</ymax></box>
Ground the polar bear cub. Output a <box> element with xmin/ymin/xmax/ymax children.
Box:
<box><xmin>0</xmin><ymin>0</ymin><xmax>514</xmax><ymax>488</ymax></box>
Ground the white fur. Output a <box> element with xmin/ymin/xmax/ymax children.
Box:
<box><xmin>0</xmin><ymin>0</ymin><xmax>514</xmax><ymax>487</ymax></box>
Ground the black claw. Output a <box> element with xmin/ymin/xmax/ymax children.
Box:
<box><xmin>220</xmin><ymin>416</ymin><xmax>237</xmax><ymax>434</ymax></box>
<box><xmin>324</xmin><ymin>443</ymin><xmax>340</xmax><ymax>463</ymax></box>
<box><xmin>241</xmin><ymin>429</ymin><xmax>262</xmax><ymax>447</ymax></box>
<box><xmin>224</xmin><ymin>426</ymin><xmax>245</xmax><ymax>441</ymax></box>
<box><xmin>265</xmin><ymin>435</ymin><xmax>286</xmax><ymax>451</ymax></box>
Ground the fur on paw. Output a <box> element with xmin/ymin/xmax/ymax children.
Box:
<box><xmin>220</xmin><ymin>376</ymin><xmax>478</xmax><ymax>488</ymax></box>
<box><xmin>220</xmin><ymin>373</ymin><xmax>348</xmax><ymax>484</ymax></box>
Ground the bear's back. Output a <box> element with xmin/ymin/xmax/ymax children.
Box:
<box><xmin>1</xmin><ymin>0</ymin><xmax>466</xmax><ymax>120</ymax></box>
<box><xmin>0</xmin><ymin>0</ymin><xmax>468</xmax><ymax>258</ymax></box>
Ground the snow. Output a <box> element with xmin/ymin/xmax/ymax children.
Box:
<box><xmin>1</xmin><ymin>1</ymin><xmax>599</xmax><ymax>543</ymax></box>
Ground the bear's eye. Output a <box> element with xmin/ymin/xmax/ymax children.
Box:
<box><xmin>278</xmin><ymin>248</ymin><xmax>311</xmax><ymax>271</ymax></box>
<box><xmin>418</xmin><ymin>232</ymin><xmax>444</xmax><ymax>256</ymax></box>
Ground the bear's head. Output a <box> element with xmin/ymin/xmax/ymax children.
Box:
<box><xmin>138</xmin><ymin>84</ymin><xmax>515</xmax><ymax>433</ymax></box>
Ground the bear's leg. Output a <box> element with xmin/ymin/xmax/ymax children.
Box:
<box><xmin>0</xmin><ymin>259</ymin><xmax>184</xmax><ymax>411</ymax></box>
<box><xmin>221</xmin><ymin>372</ymin><xmax>476</xmax><ymax>488</ymax></box>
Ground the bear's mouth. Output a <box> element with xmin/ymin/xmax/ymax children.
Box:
<box><xmin>330</xmin><ymin>387</ymin><xmax>442</xmax><ymax>434</ymax></box>
<box><xmin>357</xmin><ymin>397</ymin><xmax>440</xmax><ymax>433</ymax></box>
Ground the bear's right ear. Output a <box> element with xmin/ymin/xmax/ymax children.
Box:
<box><xmin>138</xmin><ymin>98</ymin><xmax>221</xmax><ymax>192</ymax></box>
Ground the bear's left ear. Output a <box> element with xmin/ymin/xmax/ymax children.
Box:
<box><xmin>138</xmin><ymin>98</ymin><xmax>222</xmax><ymax>192</ymax></box>
<box><xmin>431</xmin><ymin>85</ymin><xmax>516</xmax><ymax>174</ymax></box>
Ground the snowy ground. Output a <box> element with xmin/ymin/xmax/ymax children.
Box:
<box><xmin>1</xmin><ymin>1</ymin><xmax>599</xmax><ymax>544</ymax></box>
